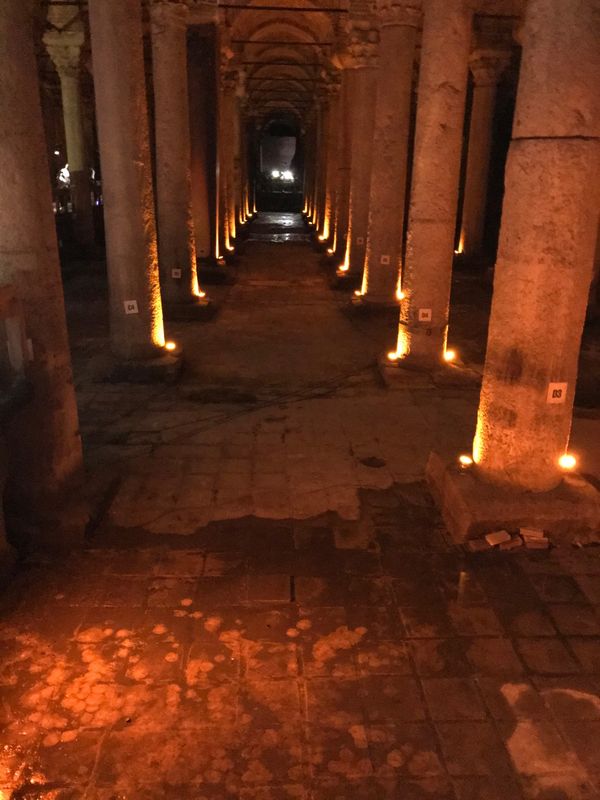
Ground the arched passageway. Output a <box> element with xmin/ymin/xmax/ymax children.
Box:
<box><xmin>1</xmin><ymin>0</ymin><xmax>600</xmax><ymax>796</ymax></box>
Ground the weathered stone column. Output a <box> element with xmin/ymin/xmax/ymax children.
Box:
<box><xmin>219</xmin><ymin>68</ymin><xmax>237</xmax><ymax>252</ymax></box>
<box><xmin>0</xmin><ymin>0</ymin><xmax>83</xmax><ymax>514</ymax></box>
<box><xmin>316</xmin><ymin>96</ymin><xmax>331</xmax><ymax>236</ymax></box>
<box><xmin>460</xmin><ymin>49</ymin><xmax>510</xmax><ymax>260</ymax></box>
<box><xmin>360</xmin><ymin>1</ymin><xmax>420</xmax><ymax>303</ymax></box>
<box><xmin>89</xmin><ymin>0</ymin><xmax>166</xmax><ymax>360</ymax></box>
<box><xmin>188</xmin><ymin>31</ymin><xmax>214</xmax><ymax>261</ymax></box>
<box><xmin>318</xmin><ymin>75</ymin><xmax>341</xmax><ymax>243</ymax></box>
<box><xmin>331</xmin><ymin>68</ymin><xmax>352</xmax><ymax>258</ymax></box>
<box><xmin>394</xmin><ymin>0</ymin><xmax>472</xmax><ymax>365</ymax></box>
<box><xmin>151</xmin><ymin>0</ymin><xmax>207</xmax><ymax>314</ymax></box>
<box><xmin>473</xmin><ymin>0</ymin><xmax>600</xmax><ymax>492</ymax></box>
<box><xmin>44</xmin><ymin>14</ymin><xmax>95</xmax><ymax>250</ymax></box>
<box><xmin>339</xmin><ymin>23</ymin><xmax>379</xmax><ymax>278</ymax></box>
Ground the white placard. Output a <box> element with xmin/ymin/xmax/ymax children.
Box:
<box><xmin>380</xmin><ymin>255</ymin><xmax>391</xmax><ymax>265</ymax></box>
<box><xmin>418</xmin><ymin>308</ymin><xmax>432</xmax><ymax>323</ymax></box>
<box><xmin>124</xmin><ymin>300</ymin><xmax>139</xmax><ymax>315</ymax></box>
<box><xmin>547</xmin><ymin>382</ymin><xmax>568</xmax><ymax>404</ymax></box>
<box><xmin>171</xmin><ymin>268</ymin><xmax>182</xmax><ymax>279</ymax></box>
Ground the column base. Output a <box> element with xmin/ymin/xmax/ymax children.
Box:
<box><xmin>197</xmin><ymin>259</ymin><xmax>236</xmax><ymax>285</ymax></box>
<box><xmin>0</xmin><ymin>544</ymin><xmax>17</xmax><ymax>582</ymax></box>
<box><xmin>378</xmin><ymin>354</ymin><xmax>482</xmax><ymax>390</ymax></box>
<box><xmin>330</xmin><ymin>270</ymin><xmax>362</xmax><ymax>291</ymax></box>
<box><xmin>5</xmin><ymin>488</ymin><xmax>90</xmax><ymax>554</ymax></box>
<box><xmin>106</xmin><ymin>351</ymin><xmax>183</xmax><ymax>384</ymax></box>
<box><xmin>349</xmin><ymin>294</ymin><xmax>400</xmax><ymax>314</ymax></box>
<box><xmin>164</xmin><ymin>298</ymin><xmax>217</xmax><ymax>322</ymax></box>
<box><xmin>426</xmin><ymin>451</ymin><xmax>600</xmax><ymax>546</ymax></box>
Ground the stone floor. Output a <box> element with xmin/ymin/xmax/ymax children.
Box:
<box><xmin>2</xmin><ymin>214</ymin><xmax>600</xmax><ymax>799</ymax></box>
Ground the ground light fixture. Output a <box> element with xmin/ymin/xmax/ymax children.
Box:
<box><xmin>165</xmin><ymin>341</ymin><xmax>177</xmax><ymax>352</ymax></box>
<box><xmin>458</xmin><ymin>454</ymin><xmax>473</xmax><ymax>469</ymax></box>
<box><xmin>444</xmin><ymin>349</ymin><xmax>457</xmax><ymax>363</ymax></box>
<box><xmin>558</xmin><ymin>453</ymin><xmax>577</xmax><ymax>471</ymax></box>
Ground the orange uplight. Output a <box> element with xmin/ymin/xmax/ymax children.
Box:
<box><xmin>327</xmin><ymin>248</ymin><xmax>335</xmax><ymax>255</ymax></box>
<box><xmin>338</xmin><ymin>264</ymin><xmax>349</xmax><ymax>273</ymax></box>
<box><xmin>558</xmin><ymin>453</ymin><xmax>577</xmax><ymax>470</ymax></box>
<box><xmin>459</xmin><ymin>454</ymin><xmax>473</xmax><ymax>468</ymax></box>
<box><xmin>165</xmin><ymin>341</ymin><xmax>177</xmax><ymax>352</ymax></box>
<box><xmin>387</xmin><ymin>351</ymin><xmax>399</xmax><ymax>362</ymax></box>
<box><xmin>444</xmin><ymin>349</ymin><xmax>457</xmax><ymax>363</ymax></box>
<box><xmin>396</xmin><ymin>289</ymin><xmax>405</xmax><ymax>301</ymax></box>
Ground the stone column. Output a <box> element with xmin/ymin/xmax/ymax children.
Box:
<box><xmin>188</xmin><ymin>32</ymin><xmax>214</xmax><ymax>260</ymax></box>
<box><xmin>394</xmin><ymin>0</ymin><xmax>472</xmax><ymax>365</ymax></box>
<box><xmin>318</xmin><ymin>75</ymin><xmax>341</xmax><ymax>244</ymax></box>
<box><xmin>0</xmin><ymin>0</ymin><xmax>83</xmax><ymax>512</ymax></box>
<box><xmin>360</xmin><ymin>1</ymin><xmax>420</xmax><ymax>304</ymax></box>
<box><xmin>460</xmin><ymin>49</ymin><xmax>510</xmax><ymax>260</ymax></box>
<box><xmin>473</xmin><ymin>0</ymin><xmax>600</xmax><ymax>492</ymax></box>
<box><xmin>338</xmin><ymin>24</ymin><xmax>379</xmax><ymax>278</ymax></box>
<box><xmin>219</xmin><ymin>68</ymin><xmax>237</xmax><ymax>252</ymax></box>
<box><xmin>315</xmin><ymin>97</ymin><xmax>330</xmax><ymax>235</ymax></box>
<box><xmin>331</xmin><ymin>68</ymin><xmax>352</xmax><ymax>258</ymax></box>
<box><xmin>44</xmin><ymin>17</ymin><xmax>95</xmax><ymax>250</ymax></box>
<box><xmin>89</xmin><ymin>0</ymin><xmax>165</xmax><ymax>359</ymax></box>
<box><xmin>151</xmin><ymin>0</ymin><xmax>207</xmax><ymax>314</ymax></box>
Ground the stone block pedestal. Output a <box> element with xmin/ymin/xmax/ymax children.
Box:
<box><xmin>107</xmin><ymin>352</ymin><xmax>183</xmax><ymax>384</ymax></box>
<box><xmin>426</xmin><ymin>451</ymin><xmax>600</xmax><ymax>545</ymax></box>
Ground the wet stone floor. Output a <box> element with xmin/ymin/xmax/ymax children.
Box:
<box><xmin>2</xmin><ymin>214</ymin><xmax>600</xmax><ymax>799</ymax></box>
<box><xmin>3</xmin><ymin>502</ymin><xmax>600</xmax><ymax>800</ymax></box>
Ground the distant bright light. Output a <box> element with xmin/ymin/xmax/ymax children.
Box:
<box><xmin>165</xmin><ymin>341</ymin><xmax>177</xmax><ymax>352</ymax></box>
<box><xmin>459</xmin><ymin>454</ymin><xmax>473</xmax><ymax>468</ymax></box>
<box><xmin>271</xmin><ymin>170</ymin><xmax>280</xmax><ymax>178</ymax></box>
<box><xmin>558</xmin><ymin>453</ymin><xmax>577</xmax><ymax>470</ymax></box>
<box><xmin>281</xmin><ymin>170</ymin><xmax>294</xmax><ymax>181</ymax></box>
<box><xmin>444</xmin><ymin>349</ymin><xmax>456</xmax><ymax>363</ymax></box>
<box><xmin>54</xmin><ymin>149</ymin><xmax>60</xmax><ymax>156</ymax></box>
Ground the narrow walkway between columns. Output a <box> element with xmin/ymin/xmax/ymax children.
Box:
<box><xmin>2</xmin><ymin>215</ymin><xmax>600</xmax><ymax>799</ymax></box>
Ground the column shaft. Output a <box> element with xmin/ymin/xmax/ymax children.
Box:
<box><xmin>332</xmin><ymin>69</ymin><xmax>352</xmax><ymax>259</ymax></box>
<box><xmin>0</xmin><ymin>0</ymin><xmax>82</xmax><ymax>505</ymax></box>
<box><xmin>473</xmin><ymin>0</ymin><xmax>600</xmax><ymax>491</ymax></box>
<box><xmin>362</xmin><ymin>7</ymin><xmax>419</xmax><ymax>302</ymax></box>
<box><xmin>319</xmin><ymin>81</ymin><xmax>341</xmax><ymax>243</ymax></box>
<box><xmin>188</xmin><ymin>34</ymin><xmax>214</xmax><ymax>260</ymax></box>
<box><xmin>152</xmin><ymin>1</ymin><xmax>203</xmax><ymax>309</ymax></box>
<box><xmin>89</xmin><ymin>0</ymin><xmax>165</xmax><ymax>359</ymax></box>
<box><xmin>344</xmin><ymin>64</ymin><xmax>379</xmax><ymax>275</ymax></box>
<box><xmin>396</xmin><ymin>0</ymin><xmax>472</xmax><ymax>364</ymax></box>
<box><xmin>44</xmin><ymin>23</ymin><xmax>95</xmax><ymax>250</ymax></box>
<box><xmin>460</xmin><ymin>51</ymin><xmax>510</xmax><ymax>259</ymax></box>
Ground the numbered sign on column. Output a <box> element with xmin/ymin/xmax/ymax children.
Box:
<box><xmin>418</xmin><ymin>308</ymin><xmax>432</xmax><ymax>323</ymax></box>
<box><xmin>547</xmin><ymin>382</ymin><xmax>568</xmax><ymax>404</ymax></box>
<box><xmin>124</xmin><ymin>300</ymin><xmax>139</xmax><ymax>315</ymax></box>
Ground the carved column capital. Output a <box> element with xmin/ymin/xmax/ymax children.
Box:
<box><xmin>469</xmin><ymin>49</ymin><xmax>511</xmax><ymax>86</ymax></box>
<box><xmin>150</xmin><ymin>0</ymin><xmax>190</xmax><ymax>29</ymax></box>
<box><xmin>43</xmin><ymin>26</ymin><xmax>85</xmax><ymax>79</ymax></box>
<box><xmin>376</xmin><ymin>0</ymin><xmax>422</xmax><ymax>29</ymax></box>
<box><xmin>340</xmin><ymin>22</ymin><xmax>380</xmax><ymax>69</ymax></box>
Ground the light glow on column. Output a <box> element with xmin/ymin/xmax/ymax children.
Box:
<box><xmin>558</xmin><ymin>453</ymin><xmax>577</xmax><ymax>470</ymax></box>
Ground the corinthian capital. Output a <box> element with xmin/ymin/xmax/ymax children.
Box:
<box><xmin>43</xmin><ymin>24</ymin><xmax>85</xmax><ymax>80</ymax></box>
<box><xmin>150</xmin><ymin>0</ymin><xmax>190</xmax><ymax>29</ymax></box>
<box><xmin>341</xmin><ymin>21</ymin><xmax>380</xmax><ymax>69</ymax></box>
<box><xmin>469</xmin><ymin>49</ymin><xmax>511</xmax><ymax>86</ymax></box>
<box><xmin>376</xmin><ymin>0</ymin><xmax>422</xmax><ymax>29</ymax></box>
